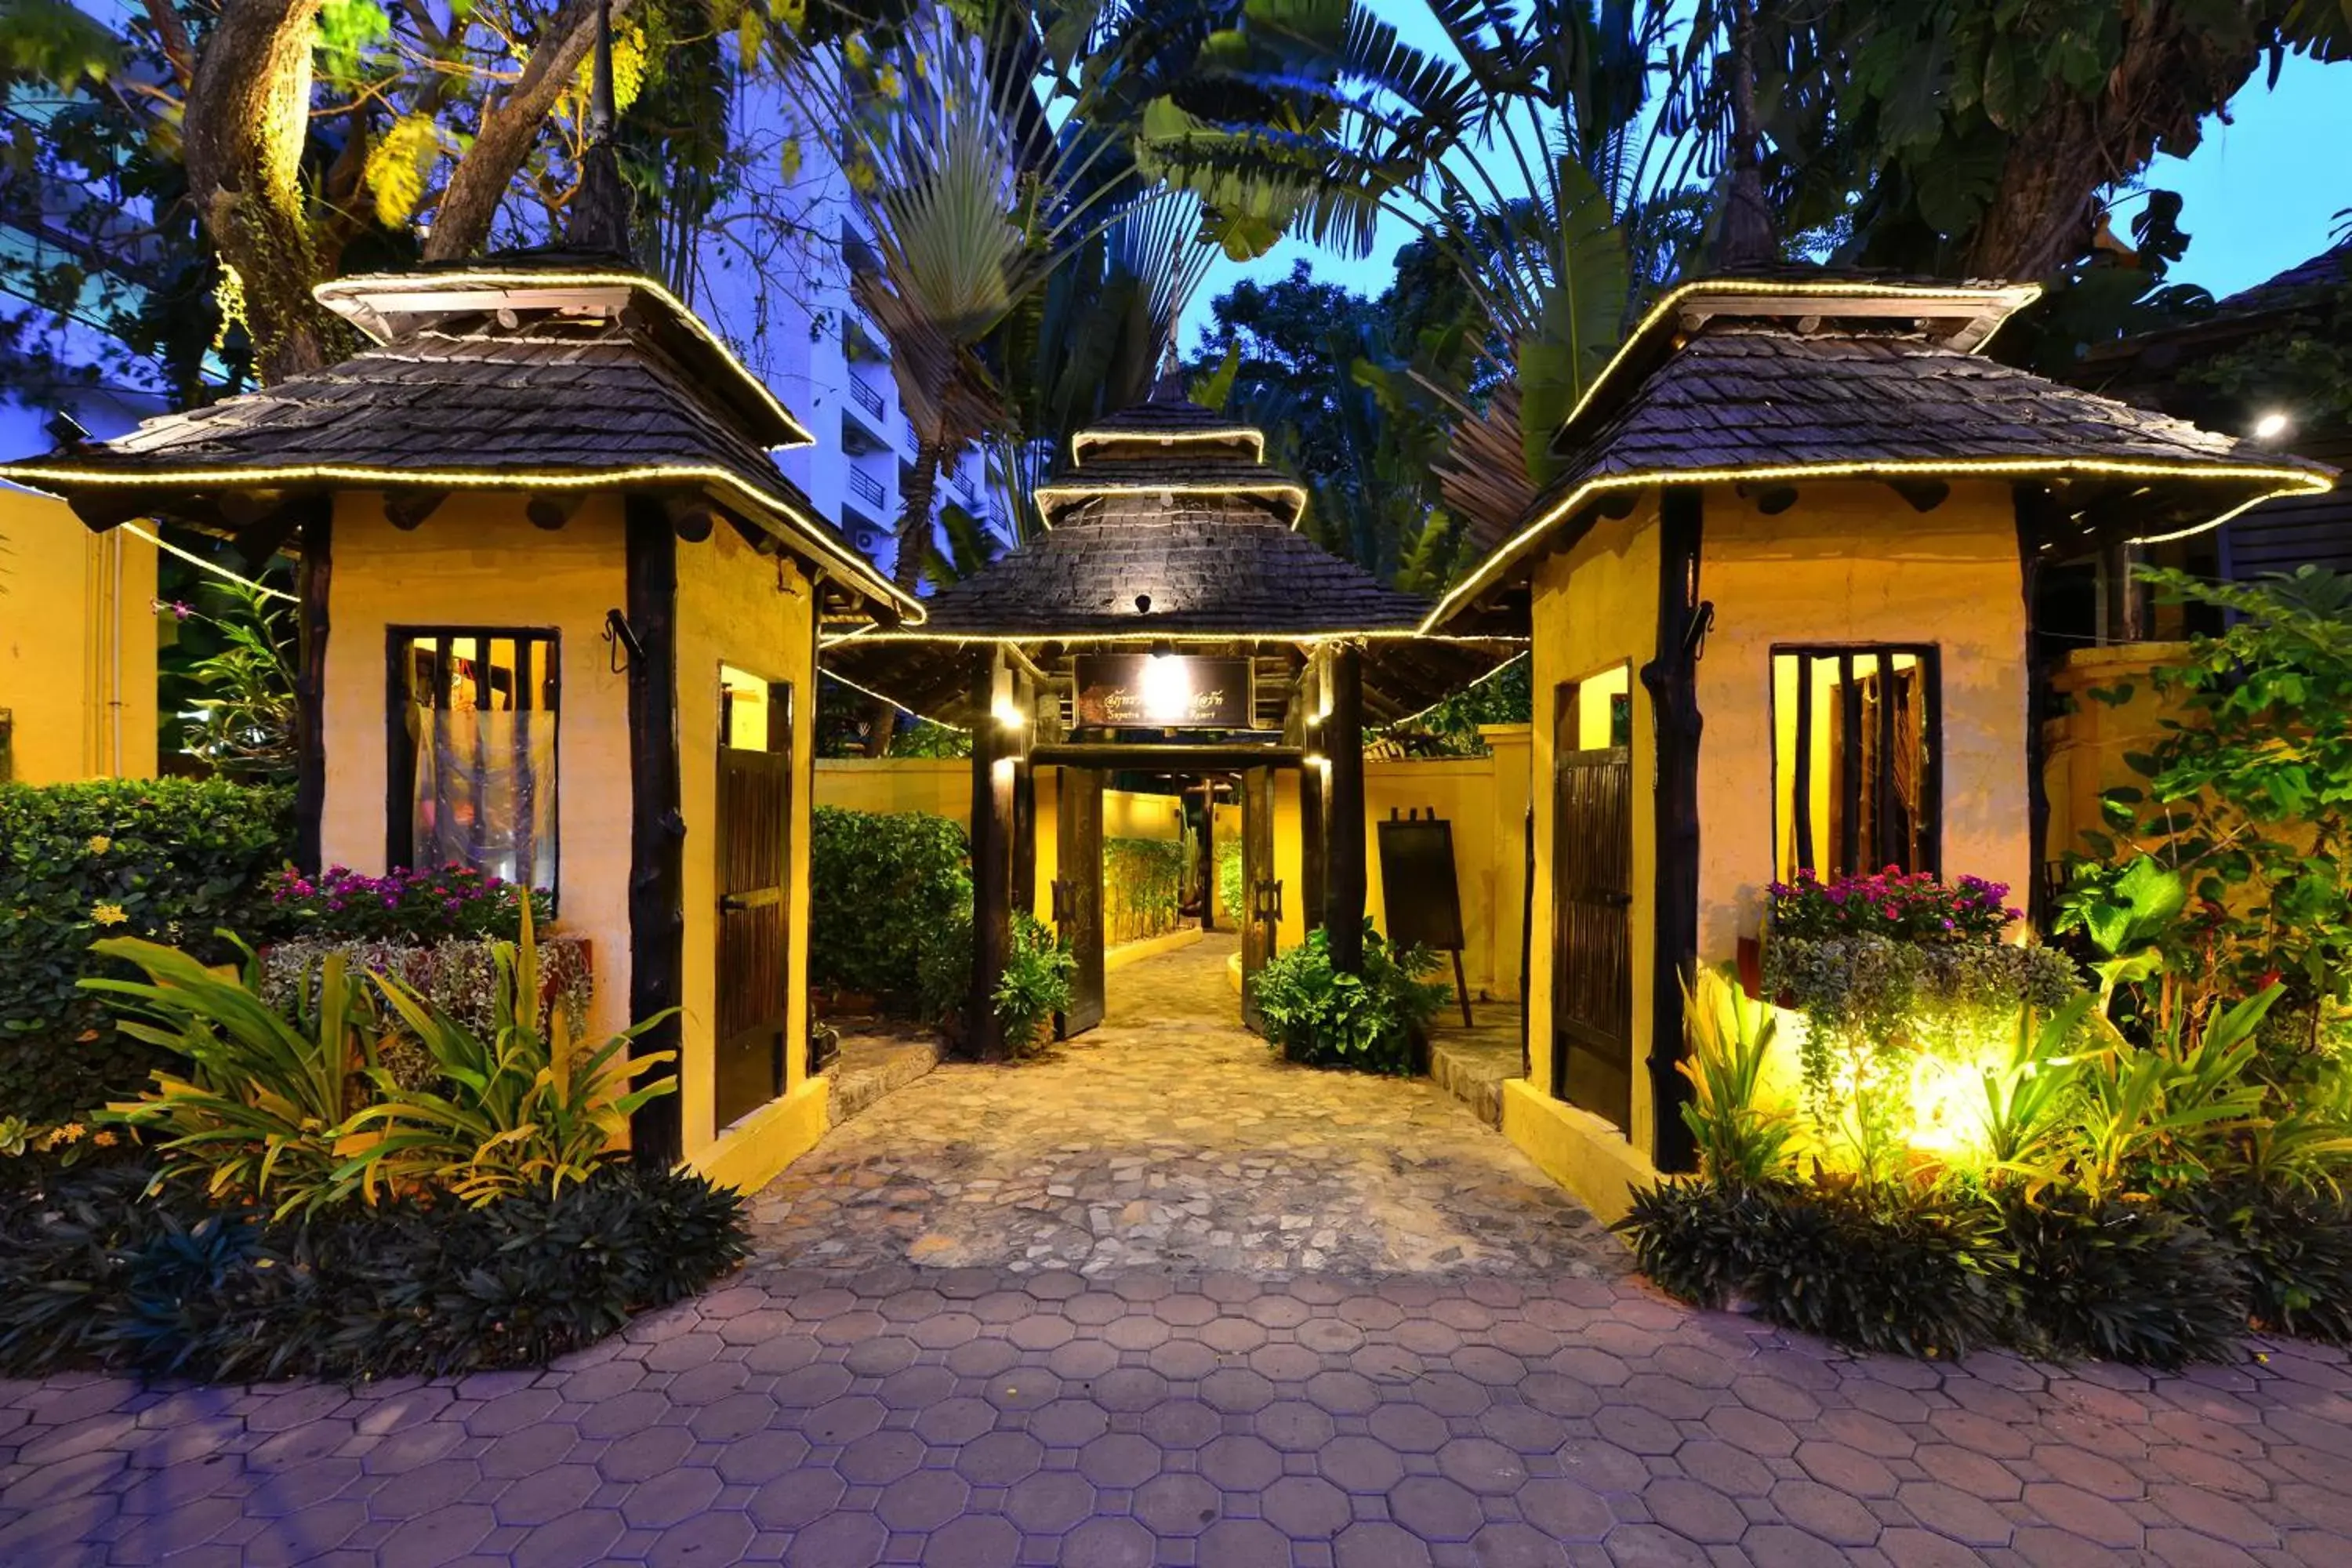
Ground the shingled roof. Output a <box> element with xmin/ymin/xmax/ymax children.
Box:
<box><xmin>1425</xmin><ymin>270</ymin><xmax>2336</xmax><ymax>633</ymax></box>
<box><xmin>0</xmin><ymin>267</ymin><xmax>912</xmax><ymax>617</ymax></box>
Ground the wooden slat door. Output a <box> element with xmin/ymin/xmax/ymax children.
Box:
<box><xmin>714</xmin><ymin>684</ymin><xmax>791</xmax><ymax>1131</ymax></box>
<box><xmin>1240</xmin><ymin>766</ymin><xmax>1280</xmax><ymax>1032</ymax></box>
<box><xmin>1054</xmin><ymin>766</ymin><xmax>1105</xmax><ymax>1036</ymax></box>
<box><xmin>1553</xmin><ymin>744</ymin><xmax>1634</xmax><ymax>1129</ymax></box>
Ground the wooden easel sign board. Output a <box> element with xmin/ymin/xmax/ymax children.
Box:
<box><xmin>1377</xmin><ymin>810</ymin><xmax>1473</xmax><ymax>1025</ymax></box>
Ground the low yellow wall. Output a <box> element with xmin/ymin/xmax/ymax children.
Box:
<box><xmin>691</xmin><ymin>1076</ymin><xmax>829</xmax><ymax>1195</ymax></box>
<box><xmin>0</xmin><ymin>488</ymin><xmax>158</xmax><ymax>783</ymax></box>
<box><xmin>1500</xmin><ymin>1080</ymin><xmax>1658</xmax><ymax>1224</ymax></box>
<box><xmin>1363</xmin><ymin>728</ymin><xmax>1530</xmax><ymax>1000</ymax></box>
<box><xmin>815</xmin><ymin>756</ymin><xmax>970</xmax><ymax>821</ymax></box>
<box><xmin>2042</xmin><ymin>642</ymin><xmax>2192</xmax><ymax>872</ymax></box>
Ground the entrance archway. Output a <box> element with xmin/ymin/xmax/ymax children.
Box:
<box><xmin>821</xmin><ymin>379</ymin><xmax>1520</xmax><ymax>1058</ymax></box>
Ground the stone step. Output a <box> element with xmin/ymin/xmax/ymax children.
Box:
<box><xmin>825</xmin><ymin>1031</ymin><xmax>944</xmax><ymax>1127</ymax></box>
<box><xmin>1426</xmin><ymin>1008</ymin><xmax>1526</xmax><ymax>1129</ymax></box>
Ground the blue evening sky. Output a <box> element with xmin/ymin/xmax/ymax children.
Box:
<box><xmin>1178</xmin><ymin>33</ymin><xmax>2352</xmax><ymax>345</ymax></box>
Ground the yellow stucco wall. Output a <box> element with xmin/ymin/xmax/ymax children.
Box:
<box><xmin>1526</xmin><ymin>504</ymin><xmax>1662</xmax><ymax>1178</ymax></box>
<box><xmin>1363</xmin><ymin>728</ymin><xmax>1531</xmax><ymax>999</ymax></box>
<box><xmin>0</xmin><ymin>488</ymin><xmax>158</xmax><ymax>783</ymax></box>
<box><xmin>814</xmin><ymin>756</ymin><xmax>971</xmax><ymax>821</ymax></box>
<box><xmin>1696</xmin><ymin>482</ymin><xmax>2031</xmax><ymax>959</ymax></box>
<box><xmin>674</xmin><ymin>523</ymin><xmax>820</xmax><ymax>1181</ymax></box>
<box><xmin>322</xmin><ymin>493</ymin><xmax>635</xmax><ymax>1054</ymax></box>
<box><xmin>1509</xmin><ymin>481</ymin><xmax>2032</xmax><ymax>1211</ymax></box>
<box><xmin>2042</xmin><ymin>642</ymin><xmax>2192</xmax><ymax>873</ymax></box>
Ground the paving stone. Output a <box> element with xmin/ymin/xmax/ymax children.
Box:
<box><xmin>8</xmin><ymin>939</ymin><xmax>2352</xmax><ymax>1567</ymax></box>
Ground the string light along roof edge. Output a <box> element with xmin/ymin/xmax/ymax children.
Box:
<box><xmin>314</xmin><ymin>268</ymin><xmax>819</xmax><ymax>452</ymax></box>
<box><xmin>1033</xmin><ymin>480</ymin><xmax>1311</xmax><ymax>529</ymax></box>
<box><xmin>1421</xmin><ymin>457</ymin><xmax>2334</xmax><ymax>634</ymax></box>
<box><xmin>0</xmin><ymin>457</ymin><xmax>927</xmax><ymax>624</ymax></box>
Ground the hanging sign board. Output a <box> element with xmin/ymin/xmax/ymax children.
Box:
<box><xmin>1075</xmin><ymin>653</ymin><xmax>1254</xmax><ymax>728</ymax></box>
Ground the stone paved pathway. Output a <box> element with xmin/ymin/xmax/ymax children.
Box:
<box><xmin>4</xmin><ymin>938</ymin><xmax>2352</xmax><ymax>1566</ymax></box>
<box><xmin>751</xmin><ymin>935</ymin><xmax>1623</xmax><ymax>1279</ymax></box>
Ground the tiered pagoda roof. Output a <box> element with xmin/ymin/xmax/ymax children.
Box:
<box><xmin>823</xmin><ymin>383</ymin><xmax>1519</xmax><ymax>727</ymax></box>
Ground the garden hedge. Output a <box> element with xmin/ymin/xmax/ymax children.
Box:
<box><xmin>808</xmin><ymin>806</ymin><xmax>971</xmax><ymax>1010</ymax></box>
<box><xmin>0</xmin><ymin>779</ymin><xmax>291</xmax><ymax>1124</ymax></box>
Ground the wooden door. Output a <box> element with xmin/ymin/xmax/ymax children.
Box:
<box><xmin>1054</xmin><ymin>766</ymin><xmax>1105</xmax><ymax>1036</ymax></box>
<box><xmin>1553</xmin><ymin>742</ymin><xmax>1634</xmax><ymax>1129</ymax></box>
<box><xmin>1240</xmin><ymin>766</ymin><xmax>1280</xmax><ymax>1032</ymax></box>
<box><xmin>715</xmin><ymin>682</ymin><xmax>791</xmax><ymax>1131</ymax></box>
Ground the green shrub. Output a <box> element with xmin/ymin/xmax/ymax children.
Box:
<box><xmin>913</xmin><ymin>909</ymin><xmax>1071</xmax><ymax>1054</ymax></box>
<box><xmin>1677</xmin><ymin>965</ymin><xmax>1802</xmax><ymax>1188</ymax></box>
<box><xmin>2001</xmin><ymin>1191</ymin><xmax>2247</xmax><ymax>1367</ymax></box>
<box><xmin>808</xmin><ymin>807</ymin><xmax>971</xmax><ymax>1010</ymax></box>
<box><xmin>1252</xmin><ymin>923</ymin><xmax>1449</xmax><ymax>1074</ymax></box>
<box><xmin>2176</xmin><ymin>1181</ymin><xmax>2352</xmax><ymax>1344</ymax></box>
<box><xmin>1104</xmin><ymin>837</ymin><xmax>1185</xmax><ymax>943</ymax></box>
<box><xmin>1617</xmin><ymin>1179</ymin><xmax>2009</xmax><ymax>1359</ymax></box>
<box><xmin>995</xmin><ymin>915</ymin><xmax>1075</xmax><ymax>1053</ymax></box>
<box><xmin>0</xmin><ymin>779</ymin><xmax>292</xmax><ymax>1124</ymax></box>
<box><xmin>0</xmin><ymin>1156</ymin><xmax>746</xmax><ymax>1380</ymax></box>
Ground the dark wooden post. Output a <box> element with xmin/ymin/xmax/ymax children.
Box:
<box><xmin>1326</xmin><ymin>643</ymin><xmax>1367</xmax><ymax>973</ymax></box>
<box><xmin>291</xmin><ymin>503</ymin><xmax>332</xmax><ymax>876</ymax></box>
<box><xmin>968</xmin><ymin>648</ymin><xmax>1015</xmax><ymax>1060</ymax></box>
<box><xmin>1287</xmin><ymin>662</ymin><xmax>1327</xmax><ymax>933</ymax></box>
<box><xmin>1639</xmin><ymin>487</ymin><xmax>1706</xmax><ymax>1176</ymax></box>
<box><xmin>1010</xmin><ymin>666</ymin><xmax>1037</xmax><ymax>921</ymax></box>
<box><xmin>2016</xmin><ymin>485</ymin><xmax>2055</xmax><ymax>931</ymax></box>
<box><xmin>1198</xmin><ymin>779</ymin><xmax>1216</xmax><ymax>932</ymax></box>
<box><xmin>625</xmin><ymin>497</ymin><xmax>686</xmax><ymax>1167</ymax></box>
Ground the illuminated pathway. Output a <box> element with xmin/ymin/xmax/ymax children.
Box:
<box><xmin>3</xmin><ymin>938</ymin><xmax>2350</xmax><ymax>1565</ymax></box>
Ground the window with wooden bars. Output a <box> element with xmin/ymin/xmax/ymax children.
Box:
<box><xmin>387</xmin><ymin>629</ymin><xmax>560</xmax><ymax>892</ymax></box>
<box><xmin>1772</xmin><ymin>645</ymin><xmax>1941</xmax><ymax>882</ymax></box>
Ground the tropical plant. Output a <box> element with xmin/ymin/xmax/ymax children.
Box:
<box><xmin>89</xmin><ymin>938</ymin><xmax>389</xmax><ymax>1218</ymax></box>
<box><xmin>2069</xmin><ymin>988</ymin><xmax>2276</xmax><ymax>1204</ymax></box>
<box><xmin>993</xmin><ymin>914</ymin><xmax>1076</xmax><ymax>1055</ymax></box>
<box><xmin>166</xmin><ymin>577</ymin><xmax>298</xmax><ymax>783</ymax></box>
<box><xmin>808</xmin><ymin>807</ymin><xmax>972</xmax><ymax>1009</ymax></box>
<box><xmin>347</xmin><ymin>906</ymin><xmax>674</xmax><ymax>1205</ymax></box>
<box><xmin>1970</xmin><ymin>994</ymin><xmax>2094</xmax><ymax>1192</ymax></box>
<box><xmin>1675</xmin><ymin>964</ymin><xmax>1800</xmax><ymax>1189</ymax></box>
<box><xmin>2080</xmin><ymin>568</ymin><xmax>2352</xmax><ymax>1061</ymax></box>
<box><xmin>1252</xmin><ymin>921</ymin><xmax>1449</xmax><ymax>1074</ymax></box>
<box><xmin>1999</xmin><ymin>1191</ymin><xmax>2248</xmax><ymax>1367</ymax></box>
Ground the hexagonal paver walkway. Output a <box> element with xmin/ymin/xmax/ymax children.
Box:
<box><xmin>5</xmin><ymin>937</ymin><xmax>2352</xmax><ymax>1566</ymax></box>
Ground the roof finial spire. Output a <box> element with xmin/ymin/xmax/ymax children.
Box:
<box><xmin>568</xmin><ymin>0</ymin><xmax>633</xmax><ymax>259</ymax></box>
<box><xmin>1150</xmin><ymin>339</ymin><xmax>1185</xmax><ymax>404</ymax></box>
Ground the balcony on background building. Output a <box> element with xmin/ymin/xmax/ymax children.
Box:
<box><xmin>840</xmin><ymin>374</ymin><xmax>891</xmax><ymax>455</ymax></box>
<box><xmin>846</xmin><ymin>465</ymin><xmax>887</xmax><ymax>511</ymax></box>
<box><xmin>849</xmin><ymin>376</ymin><xmax>886</xmax><ymax>421</ymax></box>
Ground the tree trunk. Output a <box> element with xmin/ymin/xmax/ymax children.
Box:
<box><xmin>862</xmin><ymin>435</ymin><xmax>946</xmax><ymax>757</ymax></box>
<box><xmin>1961</xmin><ymin>7</ymin><xmax>2257</xmax><ymax>280</ymax></box>
<box><xmin>181</xmin><ymin>0</ymin><xmax>343</xmax><ymax>383</ymax></box>
<box><xmin>421</xmin><ymin>0</ymin><xmax>642</xmax><ymax>261</ymax></box>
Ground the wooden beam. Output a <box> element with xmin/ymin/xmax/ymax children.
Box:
<box><xmin>231</xmin><ymin>506</ymin><xmax>307</xmax><ymax>568</ymax></box>
<box><xmin>1638</xmin><ymin>485</ymin><xmax>1705</xmax><ymax>1176</ymax></box>
<box><xmin>1888</xmin><ymin>478</ymin><xmax>1951</xmax><ymax>514</ymax></box>
<box><xmin>67</xmin><ymin>492</ymin><xmax>148</xmax><ymax>532</ymax></box>
<box><xmin>527</xmin><ymin>493</ymin><xmax>583</xmax><ymax>532</ymax></box>
<box><xmin>1326</xmin><ymin>643</ymin><xmax>1367</xmax><ymax>974</ymax></box>
<box><xmin>624</xmin><ymin>498</ymin><xmax>686</xmax><ymax>1167</ymax></box>
<box><xmin>384</xmin><ymin>489</ymin><xmax>448</xmax><ymax>531</ymax></box>
<box><xmin>1031</xmin><ymin>743</ymin><xmax>1306</xmax><ymax>770</ymax></box>
<box><xmin>292</xmin><ymin>507</ymin><xmax>332</xmax><ymax>876</ymax></box>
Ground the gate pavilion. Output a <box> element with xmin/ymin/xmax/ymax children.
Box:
<box><xmin>824</xmin><ymin>382</ymin><xmax>1520</xmax><ymax>1054</ymax></box>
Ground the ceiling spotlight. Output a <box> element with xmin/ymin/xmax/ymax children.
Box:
<box><xmin>2253</xmin><ymin>410</ymin><xmax>2292</xmax><ymax>442</ymax></box>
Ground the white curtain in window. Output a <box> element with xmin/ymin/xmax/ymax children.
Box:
<box><xmin>408</xmin><ymin>706</ymin><xmax>557</xmax><ymax>888</ymax></box>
